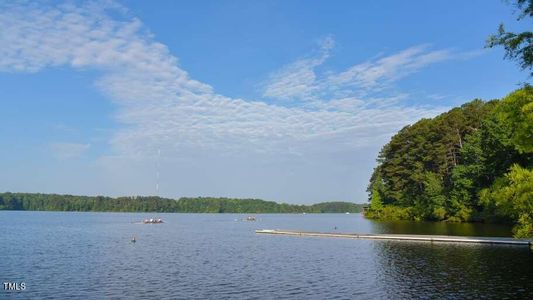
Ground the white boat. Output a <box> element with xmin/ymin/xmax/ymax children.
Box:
<box><xmin>143</xmin><ymin>218</ymin><xmax>163</xmax><ymax>224</ymax></box>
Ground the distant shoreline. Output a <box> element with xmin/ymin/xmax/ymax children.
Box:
<box><xmin>0</xmin><ymin>192</ymin><xmax>367</xmax><ymax>214</ymax></box>
<box><xmin>0</xmin><ymin>210</ymin><xmax>362</xmax><ymax>214</ymax></box>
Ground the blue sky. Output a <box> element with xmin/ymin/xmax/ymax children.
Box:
<box><xmin>0</xmin><ymin>0</ymin><xmax>529</xmax><ymax>204</ymax></box>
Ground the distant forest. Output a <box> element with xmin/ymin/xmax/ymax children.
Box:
<box><xmin>0</xmin><ymin>192</ymin><xmax>365</xmax><ymax>214</ymax></box>
<box><xmin>366</xmin><ymin>88</ymin><xmax>532</xmax><ymax>237</ymax></box>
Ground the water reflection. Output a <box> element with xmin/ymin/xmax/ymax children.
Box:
<box><xmin>370</xmin><ymin>219</ymin><xmax>513</xmax><ymax>237</ymax></box>
<box><xmin>368</xmin><ymin>218</ymin><xmax>532</xmax><ymax>298</ymax></box>
<box><xmin>372</xmin><ymin>241</ymin><xmax>533</xmax><ymax>298</ymax></box>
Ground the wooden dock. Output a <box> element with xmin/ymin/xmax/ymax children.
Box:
<box><xmin>255</xmin><ymin>229</ymin><xmax>533</xmax><ymax>247</ymax></box>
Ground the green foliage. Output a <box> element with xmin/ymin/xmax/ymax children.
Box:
<box><xmin>494</xmin><ymin>87</ymin><xmax>533</xmax><ymax>153</ymax></box>
<box><xmin>486</xmin><ymin>0</ymin><xmax>533</xmax><ymax>75</ymax></box>
<box><xmin>421</xmin><ymin>172</ymin><xmax>447</xmax><ymax>221</ymax></box>
<box><xmin>370</xmin><ymin>190</ymin><xmax>383</xmax><ymax>212</ymax></box>
<box><xmin>368</xmin><ymin>171</ymin><xmax>384</xmax><ymax>213</ymax></box>
<box><xmin>367</xmin><ymin>88</ymin><xmax>533</xmax><ymax>237</ymax></box>
<box><xmin>479</xmin><ymin>165</ymin><xmax>533</xmax><ymax>238</ymax></box>
<box><xmin>0</xmin><ymin>193</ymin><xmax>365</xmax><ymax>214</ymax></box>
<box><xmin>366</xmin><ymin>1</ymin><xmax>533</xmax><ymax>235</ymax></box>
<box><xmin>368</xmin><ymin>98</ymin><xmax>497</xmax><ymax>218</ymax></box>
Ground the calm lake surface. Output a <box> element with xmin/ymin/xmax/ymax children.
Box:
<box><xmin>1</xmin><ymin>211</ymin><xmax>532</xmax><ymax>299</ymax></box>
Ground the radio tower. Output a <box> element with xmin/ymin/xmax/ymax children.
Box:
<box><xmin>156</xmin><ymin>148</ymin><xmax>160</xmax><ymax>197</ymax></box>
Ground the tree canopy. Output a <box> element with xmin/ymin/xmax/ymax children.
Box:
<box><xmin>487</xmin><ymin>0</ymin><xmax>533</xmax><ymax>75</ymax></box>
<box><xmin>366</xmin><ymin>88</ymin><xmax>533</xmax><ymax>237</ymax></box>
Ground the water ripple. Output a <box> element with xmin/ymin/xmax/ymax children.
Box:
<box><xmin>0</xmin><ymin>212</ymin><xmax>531</xmax><ymax>299</ymax></box>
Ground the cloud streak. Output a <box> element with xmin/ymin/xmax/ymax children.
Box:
<box><xmin>262</xmin><ymin>36</ymin><xmax>334</xmax><ymax>101</ymax></box>
<box><xmin>0</xmin><ymin>2</ymin><xmax>445</xmax><ymax>156</ymax></box>
<box><xmin>262</xmin><ymin>43</ymin><xmax>460</xmax><ymax>103</ymax></box>
<box><xmin>327</xmin><ymin>45</ymin><xmax>451</xmax><ymax>91</ymax></box>
<box><xmin>0</xmin><ymin>1</ymin><xmax>453</xmax><ymax>201</ymax></box>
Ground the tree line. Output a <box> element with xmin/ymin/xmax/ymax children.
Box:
<box><xmin>367</xmin><ymin>0</ymin><xmax>533</xmax><ymax>238</ymax></box>
<box><xmin>0</xmin><ymin>192</ymin><xmax>365</xmax><ymax>214</ymax></box>
<box><xmin>366</xmin><ymin>88</ymin><xmax>532</xmax><ymax>237</ymax></box>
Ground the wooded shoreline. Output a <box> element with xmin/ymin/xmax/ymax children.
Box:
<box><xmin>0</xmin><ymin>192</ymin><xmax>366</xmax><ymax>214</ymax></box>
<box><xmin>366</xmin><ymin>88</ymin><xmax>532</xmax><ymax>238</ymax></box>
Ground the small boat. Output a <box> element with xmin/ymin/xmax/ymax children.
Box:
<box><xmin>244</xmin><ymin>216</ymin><xmax>256</xmax><ymax>221</ymax></box>
<box><xmin>143</xmin><ymin>218</ymin><xmax>164</xmax><ymax>224</ymax></box>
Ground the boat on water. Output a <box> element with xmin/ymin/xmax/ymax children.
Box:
<box><xmin>143</xmin><ymin>218</ymin><xmax>164</xmax><ymax>224</ymax></box>
<box><xmin>244</xmin><ymin>216</ymin><xmax>256</xmax><ymax>221</ymax></box>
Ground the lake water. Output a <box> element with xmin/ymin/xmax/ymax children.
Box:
<box><xmin>1</xmin><ymin>211</ymin><xmax>532</xmax><ymax>299</ymax></box>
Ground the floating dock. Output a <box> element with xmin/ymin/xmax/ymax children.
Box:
<box><xmin>256</xmin><ymin>229</ymin><xmax>533</xmax><ymax>247</ymax></box>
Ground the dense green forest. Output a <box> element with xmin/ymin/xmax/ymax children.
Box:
<box><xmin>366</xmin><ymin>0</ymin><xmax>533</xmax><ymax>238</ymax></box>
<box><xmin>0</xmin><ymin>192</ymin><xmax>364</xmax><ymax>214</ymax></box>
<box><xmin>366</xmin><ymin>88</ymin><xmax>533</xmax><ymax>237</ymax></box>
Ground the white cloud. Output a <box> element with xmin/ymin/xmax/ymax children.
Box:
<box><xmin>262</xmin><ymin>43</ymin><xmax>461</xmax><ymax>103</ymax></box>
<box><xmin>261</xmin><ymin>36</ymin><xmax>334</xmax><ymax>101</ymax></box>
<box><xmin>327</xmin><ymin>45</ymin><xmax>451</xmax><ymax>91</ymax></box>
<box><xmin>0</xmin><ymin>2</ymin><xmax>451</xmax><ymax>202</ymax></box>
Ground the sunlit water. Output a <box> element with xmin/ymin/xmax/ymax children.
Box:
<box><xmin>1</xmin><ymin>211</ymin><xmax>532</xmax><ymax>299</ymax></box>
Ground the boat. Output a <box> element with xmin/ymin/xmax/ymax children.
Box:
<box><xmin>244</xmin><ymin>216</ymin><xmax>256</xmax><ymax>221</ymax></box>
<box><xmin>143</xmin><ymin>218</ymin><xmax>164</xmax><ymax>224</ymax></box>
